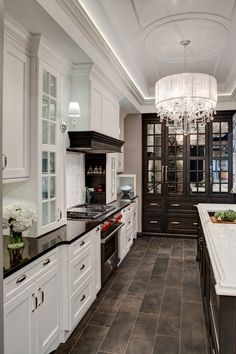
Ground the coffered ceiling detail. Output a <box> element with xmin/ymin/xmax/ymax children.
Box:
<box><xmin>78</xmin><ymin>0</ymin><xmax>236</xmax><ymax>99</ymax></box>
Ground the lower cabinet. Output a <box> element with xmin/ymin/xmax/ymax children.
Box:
<box><xmin>118</xmin><ymin>205</ymin><xmax>134</xmax><ymax>263</ymax></box>
<box><xmin>4</xmin><ymin>252</ymin><xmax>60</xmax><ymax>354</ymax></box>
<box><xmin>198</xmin><ymin>221</ymin><xmax>236</xmax><ymax>354</ymax></box>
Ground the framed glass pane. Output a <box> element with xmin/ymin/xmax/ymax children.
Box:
<box><xmin>190</xmin><ymin>135</ymin><xmax>197</xmax><ymax>145</ymax></box>
<box><xmin>155</xmin><ymin>172</ymin><xmax>161</xmax><ymax>182</ymax></box>
<box><xmin>213</xmin><ymin>147</ymin><xmax>220</xmax><ymax>157</ymax></box>
<box><xmin>220</xmin><ymin>171</ymin><xmax>228</xmax><ymax>183</ymax></box>
<box><xmin>155</xmin><ymin>160</ymin><xmax>161</xmax><ymax>171</ymax></box>
<box><xmin>213</xmin><ymin>172</ymin><xmax>220</xmax><ymax>183</ymax></box>
<box><xmin>147</xmin><ymin>147</ymin><xmax>154</xmax><ymax>157</ymax></box>
<box><xmin>154</xmin><ymin>136</ymin><xmax>161</xmax><ymax>145</ymax></box>
<box><xmin>198</xmin><ymin>135</ymin><xmax>205</xmax><ymax>145</ymax></box>
<box><xmin>43</xmin><ymin>71</ymin><xmax>49</xmax><ymax>94</ymax></box>
<box><xmin>50</xmin><ymin>200</ymin><xmax>56</xmax><ymax>223</ymax></box>
<box><xmin>42</xmin><ymin>120</ymin><xmax>49</xmax><ymax>144</ymax></box>
<box><xmin>198</xmin><ymin>125</ymin><xmax>205</xmax><ymax>134</ymax></box>
<box><xmin>50</xmin><ymin>122</ymin><xmax>56</xmax><ymax>145</ymax></box>
<box><xmin>42</xmin><ymin>95</ymin><xmax>49</xmax><ymax>119</ymax></box>
<box><xmin>42</xmin><ymin>152</ymin><xmax>48</xmax><ymax>174</ymax></box>
<box><xmin>147</xmin><ymin>183</ymin><xmax>154</xmax><ymax>193</ymax></box>
<box><xmin>147</xmin><ymin>136</ymin><xmax>154</xmax><ymax>146</ymax></box>
<box><xmin>176</xmin><ymin>146</ymin><xmax>183</xmax><ymax>157</ymax></box>
<box><xmin>168</xmin><ymin>146</ymin><xmax>175</xmax><ymax>157</ymax></box>
<box><xmin>50</xmin><ymin>152</ymin><xmax>56</xmax><ymax>174</ymax></box>
<box><xmin>148</xmin><ymin>160</ymin><xmax>154</xmax><ymax>170</ymax></box>
<box><xmin>50</xmin><ymin>176</ymin><xmax>56</xmax><ymax>198</ymax></box>
<box><xmin>221</xmin><ymin>184</ymin><xmax>228</xmax><ymax>192</ymax></box>
<box><xmin>49</xmin><ymin>100</ymin><xmax>56</xmax><ymax>121</ymax></box>
<box><xmin>42</xmin><ymin>202</ymin><xmax>49</xmax><ymax>226</ymax></box>
<box><xmin>155</xmin><ymin>124</ymin><xmax>161</xmax><ymax>134</ymax></box>
<box><xmin>176</xmin><ymin>160</ymin><xmax>183</xmax><ymax>170</ymax></box>
<box><xmin>148</xmin><ymin>172</ymin><xmax>154</xmax><ymax>182</ymax></box>
<box><xmin>50</xmin><ymin>75</ymin><xmax>57</xmax><ymax>98</ymax></box>
<box><xmin>221</xmin><ymin>123</ymin><xmax>228</xmax><ymax>134</ymax></box>
<box><xmin>212</xmin><ymin>160</ymin><xmax>220</xmax><ymax>171</ymax></box>
<box><xmin>213</xmin><ymin>122</ymin><xmax>220</xmax><ymax>133</ymax></box>
<box><xmin>147</xmin><ymin>124</ymin><xmax>153</xmax><ymax>134</ymax></box>
<box><xmin>154</xmin><ymin>147</ymin><xmax>161</xmax><ymax>157</ymax></box>
<box><xmin>213</xmin><ymin>184</ymin><xmax>220</xmax><ymax>192</ymax></box>
<box><xmin>42</xmin><ymin>177</ymin><xmax>49</xmax><ymax>200</ymax></box>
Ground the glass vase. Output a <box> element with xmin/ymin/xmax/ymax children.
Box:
<box><xmin>7</xmin><ymin>230</ymin><xmax>24</xmax><ymax>249</ymax></box>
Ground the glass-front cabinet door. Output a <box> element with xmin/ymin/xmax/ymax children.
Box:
<box><xmin>209</xmin><ymin>119</ymin><xmax>232</xmax><ymax>195</ymax></box>
<box><xmin>166</xmin><ymin>126</ymin><xmax>185</xmax><ymax>195</ymax></box>
<box><xmin>188</xmin><ymin>123</ymin><xmax>207</xmax><ymax>196</ymax></box>
<box><xmin>39</xmin><ymin>64</ymin><xmax>59</xmax><ymax>234</ymax></box>
<box><xmin>144</xmin><ymin>121</ymin><xmax>164</xmax><ymax>196</ymax></box>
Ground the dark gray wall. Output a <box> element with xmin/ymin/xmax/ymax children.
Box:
<box><xmin>0</xmin><ymin>0</ymin><xmax>3</xmax><ymax>352</ymax></box>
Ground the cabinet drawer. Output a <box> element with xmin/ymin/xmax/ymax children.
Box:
<box><xmin>70</xmin><ymin>246</ymin><xmax>93</xmax><ymax>295</ymax></box>
<box><xmin>69</xmin><ymin>231</ymin><xmax>93</xmax><ymax>260</ymax></box>
<box><xmin>144</xmin><ymin>198</ymin><xmax>164</xmax><ymax>211</ymax></box>
<box><xmin>126</xmin><ymin>229</ymin><xmax>133</xmax><ymax>250</ymax></box>
<box><xmin>70</xmin><ymin>274</ymin><xmax>94</xmax><ymax>329</ymax></box>
<box><xmin>168</xmin><ymin>200</ymin><xmax>198</xmax><ymax>212</ymax></box>
<box><xmin>126</xmin><ymin>213</ymin><xmax>133</xmax><ymax>232</ymax></box>
<box><xmin>167</xmin><ymin>216</ymin><xmax>198</xmax><ymax>233</ymax></box>
<box><xmin>143</xmin><ymin>213</ymin><xmax>162</xmax><ymax>232</ymax></box>
<box><xmin>4</xmin><ymin>248</ymin><xmax>59</xmax><ymax>303</ymax></box>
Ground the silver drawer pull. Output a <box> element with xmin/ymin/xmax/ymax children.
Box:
<box><xmin>80</xmin><ymin>264</ymin><xmax>85</xmax><ymax>271</ymax></box>
<box><xmin>150</xmin><ymin>202</ymin><xmax>158</xmax><ymax>206</ymax></box>
<box><xmin>171</xmin><ymin>204</ymin><xmax>180</xmax><ymax>207</ymax></box>
<box><xmin>128</xmin><ymin>238</ymin><xmax>131</xmax><ymax>242</ymax></box>
<box><xmin>38</xmin><ymin>288</ymin><xmax>44</xmax><ymax>306</ymax></box>
<box><xmin>193</xmin><ymin>222</ymin><xmax>198</xmax><ymax>226</ymax></box>
<box><xmin>128</xmin><ymin>221</ymin><xmax>131</xmax><ymax>224</ymax></box>
<box><xmin>43</xmin><ymin>258</ymin><xmax>50</xmax><ymax>266</ymax></box>
<box><xmin>150</xmin><ymin>220</ymin><xmax>158</xmax><ymax>224</ymax></box>
<box><xmin>32</xmin><ymin>293</ymin><xmax>37</xmax><ymax>312</ymax></box>
<box><xmin>171</xmin><ymin>221</ymin><xmax>180</xmax><ymax>225</ymax></box>
<box><xmin>80</xmin><ymin>294</ymin><xmax>86</xmax><ymax>302</ymax></box>
<box><xmin>80</xmin><ymin>241</ymin><xmax>85</xmax><ymax>246</ymax></box>
<box><xmin>96</xmin><ymin>227</ymin><xmax>100</xmax><ymax>231</ymax></box>
<box><xmin>16</xmin><ymin>274</ymin><xmax>26</xmax><ymax>283</ymax></box>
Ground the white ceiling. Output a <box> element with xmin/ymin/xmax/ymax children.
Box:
<box><xmin>78</xmin><ymin>0</ymin><xmax>236</xmax><ymax>98</ymax></box>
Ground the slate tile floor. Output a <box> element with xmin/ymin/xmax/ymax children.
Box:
<box><xmin>55</xmin><ymin>237</ymin><xmax>208</xmax><ymax>354</ymax></box>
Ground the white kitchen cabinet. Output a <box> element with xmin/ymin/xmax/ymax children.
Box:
<box><xmin>118</xmin><ymin>204</ymin><xmax>134</xmax><ymax>263</ymax></box>
<box><xmin>3</xmin><ymin>41</ymin><xmax>30</xmax><ymax>182</ymax></box>
<box><xmin>132</xmin><ymin>198</ymin><xmax>138</xmax><ymax>239</ymax></box>
<box><xmin>4</xmin><ymin>250</ymin><xmax>60</xmax><ymax>354</ymax></box>
<box><xmin>37</xmin><ymin>60</ymin><xmax>65</xmax><ymax>235</ymax></box>
<box><xmin>106</xmin><ymin>153</ymin><xmax>117</xmax><ymax>203</ymax></box>
<box><xmin>71</xmin><ymin>64</ymin><xmax>120</xmax><ymax>139</ymax></box>
<box><xmin>4</xmin><ymin>282</ymin><xmax>36</xmax><ymax>354</ymax></box>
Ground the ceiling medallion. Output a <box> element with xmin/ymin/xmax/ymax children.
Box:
<box><xmin>155</xmin><ymin>40</ymin><xmax>217</xmax><ymax>135</ymax></box>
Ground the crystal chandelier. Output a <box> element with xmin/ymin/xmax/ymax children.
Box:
<box><xmin>155</xmin><ymin>40</ymin><xmax>217</xmax><ymax>135</ymax></box>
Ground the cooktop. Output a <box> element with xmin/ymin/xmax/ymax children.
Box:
<box><xmin>67</xmin><ymin>204</ymin><xmax>115</xmax><ymax>220</ymax></box>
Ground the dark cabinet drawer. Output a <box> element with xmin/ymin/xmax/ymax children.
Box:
<box><xmin>167</xmin><ymin>215</ymin><xmax>198</xmax><ymax>233</ymax></box>
<box><xmin>168</xmin><ymin>200</ymin><xmax>199</xmax><ymax>212</ymax></box>
<box><xmin>143</xmin><ymin>213</ymin><xmax>163</xmax><ymax>232</ymax></box>
<box><xmin>144</xmin><ymin>198</ymin><xmax>165</xmax><ymax>211</ymax></box>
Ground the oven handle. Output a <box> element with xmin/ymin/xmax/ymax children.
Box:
<box><xmin>101</xmin><ymin>223</ymin><xmax>125</xmax><ymax>244</ymax></box>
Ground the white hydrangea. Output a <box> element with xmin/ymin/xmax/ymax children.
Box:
<box><xmin>3</xmin><ymin>204</ymin><xmax>37</xmax><ymax>233</ymax></box>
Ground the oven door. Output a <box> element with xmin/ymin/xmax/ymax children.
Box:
<box><xmin>101</xmin><ymin>223</ymin><xmax>124</xmax><ymax>285</ymax></box>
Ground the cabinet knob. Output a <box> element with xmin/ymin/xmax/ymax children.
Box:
<box><xmin>193</xmin><ymin>222</ymin><xmax>198</xmax><ymax>226</ymax></box>
<box><xmin>16</xmin><ymin>274</ymin><xmax>26</xmax><ymax>283</ymax></box>
<box><xmin>80</xmin><ymin>294</ymin><xmax>86</xmax><ymax>302</ymax></box>
<box><xmin>32</xmin><ymin>293</ymin><xmax>38</xmax><ymax>312</ymax></box>
<box><xmin>80</xmin><ymin>264</ymin><xmax>85</xmax><ymax>271</ymax></box>
<box><xmin>43</xmin><ymin>258</ymin><xmax>50</xmax><ymax>266</ymax></box>
<box><xmin>80</xmin><ymin>241</ymin><xmax>85</xmax><ymax>246</ymax></box>
<box><xmin>2</xmin><ymin>154</ymin><xmax>7</xmax><ymax>170</ymax></box>
<box><xmin>96</xmin><ymin>227</ymin><xmax>100</xmax><ymax>232</ymax></box>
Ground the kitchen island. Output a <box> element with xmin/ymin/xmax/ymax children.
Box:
<box><xmin>197</xmin><ymin>203</ymin><xmax>236</xmax><ymax>354</ymax></box>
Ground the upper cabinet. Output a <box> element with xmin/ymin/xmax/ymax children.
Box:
<box><xmin>70</xmin><ymin>64</ymin><xmax>120</xmax><ymax>139</ymax></box>
<box><xmin>3</xmin><ymin>37</ymin><xmax>30</xmax><ymax>182</ymax></box>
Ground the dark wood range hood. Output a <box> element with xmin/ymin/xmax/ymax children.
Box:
<box><xmin>67</xmin><ymin>131</ymin><xmax>124</xmax><ymax>153</ymax></box>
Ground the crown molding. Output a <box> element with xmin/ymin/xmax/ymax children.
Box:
<box><xmin>4</xmin><ymin>14</ymin><xmax>32</xmax><ymax>55</ymax></box>
<box><xmin>55</xmin><ymin>0</ymin><xmax>144</xmax><ymax>105</ymax></box>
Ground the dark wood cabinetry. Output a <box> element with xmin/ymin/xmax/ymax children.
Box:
<box><xmin>142</xmin><ymin>111</ymin><xmax>234</xmax><ymax>237</ymax></box>
<box><xmin>198</xmin><ymin>220</ymin><xmax>236</xmax><ymax>354</ymax></box>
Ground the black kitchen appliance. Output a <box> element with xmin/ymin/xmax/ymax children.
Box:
<box><xmin>67</xmin><ymin>204</ymin><xmax>115</xmax><ymax>220</ymax></box>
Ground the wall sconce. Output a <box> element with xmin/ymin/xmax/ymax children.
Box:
<box><xmin>60</xmin><ymin>101</ymin><xmax>81</xmax><ymax>132</ymax></box>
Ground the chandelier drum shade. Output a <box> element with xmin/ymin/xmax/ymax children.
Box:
<box><xmin>155</xmin><ymin>41</ymin><xmax>217</xmax><ymax>135</ymax></box>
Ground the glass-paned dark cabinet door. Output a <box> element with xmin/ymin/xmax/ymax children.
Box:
<box><xmin>209</xmin><ymin>117</ymin><xmax>233</xmax><ymax>196</ymax></box>
<box><xmin>166</xmin><ymin>126</ymin><xmax>185</xmax><ymax>195</ymax></box>
<box><xmin>143</xmin><ymin>120</ymin><xmax>165</xmax><ymax>196</ymax></box>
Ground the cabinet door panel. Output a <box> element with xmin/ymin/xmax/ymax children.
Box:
<box><xmin>91</xmin><ymin>88</ymin><xmax>102</xmax><ymax>132</ymax></box>
<box><xmin>4</xmin><ymin>283</ymin><xmax>36</xmax><ymax>354</ymax></box>
<box><xmin>3</xmin><ymin>42</ymin><xmax>30</xmax><ymax>180</ymax></box>
<box><xmin>36</xmin><ymin>265</ymin><xmax>60</xmax><ymax>354</ymax></box>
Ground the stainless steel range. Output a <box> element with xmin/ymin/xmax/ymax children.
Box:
<box><xmin>67</xmin><ymin>204</ymin><xmax>115</xmax><ymax>220</ymax></box>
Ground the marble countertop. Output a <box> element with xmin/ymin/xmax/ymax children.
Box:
<box><xmin>3</xmin><ymin>195</ymin><xmax>137</xmax><ymax>278</ymax></box>
<box><xmin>197</xmin><ymin>203</ymin><xmax>236</xmax><ymax>296</ymax></box>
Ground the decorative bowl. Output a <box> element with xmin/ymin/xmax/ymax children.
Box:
<box><xmin>120</xmin><ymin>185</ymin><xmax>132</xmax><ymax>196</ymax></box>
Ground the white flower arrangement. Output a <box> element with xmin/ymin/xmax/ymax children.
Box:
<box><xmin>3</xmin><ymin>204</ymin><xmax>37</xmax><ymax>233</ymax></box>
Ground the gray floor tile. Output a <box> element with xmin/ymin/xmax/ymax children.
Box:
<box><xmin>70</xmin><ymin>325</ymin><xmax>108</xmax><ymax>354</ymax></box>
<box><xmin>153</xmin><ymin>335</ymin><xmax>179</xmax><ymax>354</ymax></box>
<box><xmin>166</xmin><ymin>259</ymin><xmax>183</xmax><ymax>288</ymax></box>
<box><xmin>125</xmin><ymin>337</ymin><xmax>155</xmax><ymax>354</ymax></box>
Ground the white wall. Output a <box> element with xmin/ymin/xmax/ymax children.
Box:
<box><xmin>124</xmin><ymin>113</ymin><xmax>142</xmax><ymax>232</ymax></box>
<box><xmin>66</xmin><ymin>152</ymin><xmax>85</xmax><ymax>208</ymax></box>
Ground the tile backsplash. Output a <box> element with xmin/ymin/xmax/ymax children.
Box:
<box><xmin>66</xmin><ymin>152</ymin><xmax>85</xmax><ymax>208</ymax></box>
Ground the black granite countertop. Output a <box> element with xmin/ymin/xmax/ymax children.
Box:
<box><xmin>3</xmin><ymin>195</ymin><xmax>137</xmax><ymax>278</ymax></box>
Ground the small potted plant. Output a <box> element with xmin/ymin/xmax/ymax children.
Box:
<box><xmin>3</xmin><ymin>204</ymin><xmax>36</xmax><ymax>249</ymax></box>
